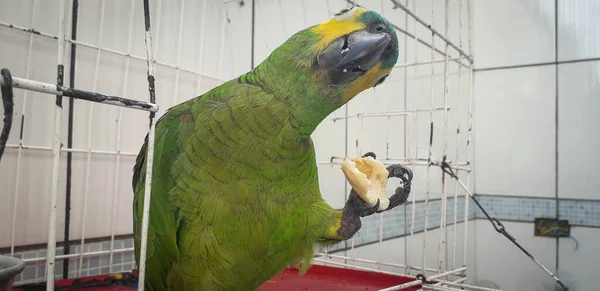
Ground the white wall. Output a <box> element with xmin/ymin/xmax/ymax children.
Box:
<box><xmin>472</xmin><ymin>0</ymin><xmax>600</xmax><ymax>290</ymax></box>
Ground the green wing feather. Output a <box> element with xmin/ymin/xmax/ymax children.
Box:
<box><xmin>132</xmin><ymin>100</ymin><xmax>195</xmax><ymax>291</ymax></box>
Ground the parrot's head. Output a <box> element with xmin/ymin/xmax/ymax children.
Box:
<box><xmin>253</xmin><ymin>6</ymin><xmax>399</xmax><ymax>127</ymax></box>
<box><xmin>311</xmin><ymin>6</ymin><xmax>399</xmax><ymax>102</ymax></box>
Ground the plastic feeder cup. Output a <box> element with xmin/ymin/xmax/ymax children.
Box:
<box><xmin>0</xmin><ymin>255</ymin><xmax>25</xmax><ymax>291</ymax></box>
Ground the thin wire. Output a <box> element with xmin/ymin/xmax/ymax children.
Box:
<box><xmin>401</xmin><ymin>0</ymin><xmax>410</xmax><ymax>273</ymax></box>
<box><xmin>195</xmin><ymin>0</ymin><xmax>208</xmax><ymax>96</ymax></box>
<box><xmin>462</xmin><ymin>0</ymin><xmax>474</xmax><ymax>271</ymax></box>
<box><xmin>78</xmin><ymin>0</ymin><xmax>106</xmax><ymax>277</ymax></box>
<box><xmin>406</xmin><ymin>0</ymin><xmax>418</xmax><ymax>275</ymax></box>
<box><xmin>422</xmin><ymin>0</ymin><xmax>437</xmax><ymax>275</ymax></box>
<box><xmin>216</xmin><ymin>8</ymin><xmax>227</xmax><ymax>85</ymax></box>
<box><xmin>438</xmin><ymin>0</ymin><xmax>451</xmax><ymax>275</ymax></box>
<box><xmin>276</xmin><ymin>0</ymin><xmax>288</xmax><ymax>38</ymax></box>
<box><xmin>10</xmin><ymin>0</ymin><xmax>38</xmax><ymax>257</ymax></box>
<box><xmin>316</xmin><ymin>253</ymin><xmax>438</xmax><ymax>273</ymax></box>
<box><xmin>171</xmin><ymin>0</ymin><xmax>186</xmax><ymax>106</ymax></box>
<box><xmin>452</xmin><ymin>0</ymin><xmax>465</xmax><ymax>272</ymax></box>
<box><xmin>226</xmin><ymin>7</ymin><xmax>240</xmax><ymax>77</ymax></box>
<box><xmin>108</xmin><ymin>0</ymin><xmax>136</xmax><ymax>273</ymax></box>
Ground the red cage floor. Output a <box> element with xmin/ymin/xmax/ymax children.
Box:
<box><xmin>14</xmin><ymin>265</ymin><xmax>421</xmax><ymax>291</ymax></box>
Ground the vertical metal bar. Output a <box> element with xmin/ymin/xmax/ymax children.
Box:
<box><xmin>109</xmin><ymin>0</ymin><xmax>137</xmax><ymax>273</ymax></box>
<box><xmin>227</xmin><ymin>8</ymin><xmax>240</xmax><ymax>77</ymax></box>
<box><xmin>250</xmin><ymin>0</ymin><xmax>255</xmax><ymax>69</ymax></box>
<box><xmin>462</xmin><ymin>0</ymin><xmax>473</xmax><ymax>271</ymax></box>
<box><xmin>63</xmin><ymin>0</ymin><xmax>79</xmax><ymax>279</ymax></box>
<box><xmin>276</xmin><ymin>0</ymin><xmax>288</xmax><ymax>38</ymax></box>
<box><xmin>171</xmin><ymin>0</ymin><xmax>186</xmax><ymax>106</ymax></box>
<box><xmin>438</xmin><ymin>0</ymin><xmax>450</xmax><ymax>275</ymax></box>
<box><xmin>150</xmin><ymin>0</ymin><xmax>163</xmax><ymax>60</ymax></box>
<box><xmin>216</xmin><ymin>8</ymin><xmax>227</xmax><ymax>85</ymax></box>
<box><xmin>78</xmin><ymin>0</ymin><xmax>106</xmax><ymax>276</ymax></box>
<box><xmin>195</xmin><ymin>0</ymin><xmax>207</xmax><ymax>95</ymax></box>
<box><xmin>46</xmin><ymin>0</ymin><xmax>67</xmax><ymax>288</ymax></box>
<box><xmin>452</xmin><ymin>0</ymin><xmax>465</xmax><ymax>272</ymax></box>
<box><xmin>10</xmin><ymin>0</ymin><xmax>38</xmax><ymax>257</ymax></box>
<box><xmin>379</xmin><ymin>1</ymin><xmax>389</xmax><ymax>272</ymax></box>
<box><xmin>399</xmin><ymin>0</ymin><xmax>410</xmax><ymax>272</ymax></box>
<box><xmin>406</xmin><ymin>0</ymin><xmax>418</xmax><ymax>275</ymax></box>
<box><xmin>553</xmin><ymin>0</ymin><xmax>560</xmax><ymax>274</ymax></box>
<box><xmin>138</xmin><ymin>0</ymin><xmax>158</xmax><ymax>289</ymax></box>
<box><xmin>422</xmin><ymin>0</ymin><xmax>436</xmax><ymax>275</ymax></box>
<box><xmin>378</xmin><ymin>214</ymin><xmax>384</xmax><ymax>270</ymax></box>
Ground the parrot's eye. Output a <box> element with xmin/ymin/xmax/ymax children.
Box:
<box><xmin>375</xmin><ymin>24</ymin><xmax>386</xmax><ymax>32</ymax></box>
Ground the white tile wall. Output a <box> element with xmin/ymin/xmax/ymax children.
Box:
<box><xmin>472</xmin><ymin>0</ymin><xmax>555</xmax><ymax>69</ymax></box>
<box><xmin>474</xmin><ymin>66</ymin><xmax>556</xmax><ymax>198</ymax></box>
<box><xmin>557</xmin><ymin>0</ymin><xmax>600</xmax><ymax>61</ymax></box>
<box><xmin>558</xmin><ymin>60</ymin><xmax>600</xmax><ymax>200</ymax></box>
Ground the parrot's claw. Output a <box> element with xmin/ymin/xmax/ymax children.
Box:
<box><xmin>378</xmin><ymin>163</ymin><xmax>413</xmax><ymax>212</ymax></box>
<box><xmin>387</xmin><ymin>163</ymin><xmax>413</xmax><ymax>183</ymax></box>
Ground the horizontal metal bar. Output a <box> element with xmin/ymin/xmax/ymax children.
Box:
<box><xmin>474</xmin><ymin>56</ymin><xmax>600</xmax><ymax>72</ymax></box>
<box><xmin>0</xmin><ymin>75</ymin><xmax>159</xmax><ymax>112</ymax></box>
<box><xmin>8</xmin><ymin>144</ymin><xmax>473</xmax><ymax>172</ymax></box>
<box><xmin>423</xmin><ymin>285</ymin><xmax>464</xmax><ymax>291</ymax></box>
<box><xmin>0</xmin><ymin>21</ymin><xmax>224</xmax><ymax>83</ymax></box>
<box><xmin>21</xmin><ymin>247</ymin><xmax>134</xmax><ymax>264</ymax></box>
<box><xmin>393</xmin><ymin>57</ymin><xmax>462</xmax><ymax>69</ymax></box>
<box><xmin>331</xmin><ymin>107</ymin><xmax>450</xmax><ymax>122</ymax></box>
<box><xmin>434</xmin><ymin>281</ymin><xmax>507</xmax><ymax>291</ymax></box>
<box><xmin>315</xmin><ymin>253</ymin><xmax>439</xmax><ymax>273</ymax></box>
<box><xmin>389</xmin><ymin>0</ymin><xmax>473</xmax><ymax>64</ymax></box>
<box><xmin>316</xmin><ymin>159</ymin><xmax>472</xmax><ymax>172</ymax></box>
<box><xmin>5</xmin><ymin>143</ymin><xmax>139</xmax><ymax>157</ymax></box>
<box><xmin>313</xmin><ymin>258</ymin><xmax>401</xmax><ymax>277</ymax></box>
<box><xmin>377</xmin><ymin>267</ymin><xmax>468</xmax><ymax>291</ymax></box>
<box><xmin>332</xmin><ymin>111</ymin><xmax>409</xmax><ymax>121</ymax></box>
<box><xmin>386</xmin><ymin>157</ymin><xmax>471</xmax><ymax>172</ymax></box>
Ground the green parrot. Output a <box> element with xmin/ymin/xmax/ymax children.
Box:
<box><xmin>132</xmin><ymin>6</ymin><xmax>413</xmax><ymax>291</ymax></box>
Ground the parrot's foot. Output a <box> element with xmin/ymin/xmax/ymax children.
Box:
<box><xmin>335</xmin><ymin>152</ymin><xmax>413</xmax><ymax>239</ymax></box>
<box><xmin>342</xmin><ymin>151</ymin><xmax>413</xmax><ymax>213</ymax></box>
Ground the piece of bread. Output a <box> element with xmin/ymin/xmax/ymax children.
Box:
<box><xmin>341</xmin><ymin>156</ymin><xmax>390</xmax><ymax>211</ymax></box>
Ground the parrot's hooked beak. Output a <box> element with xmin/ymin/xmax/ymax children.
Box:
<box><xmin>317</xmin><ymin>29</ymin><xmax>392</xmax><ymax>86</ymax></box>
